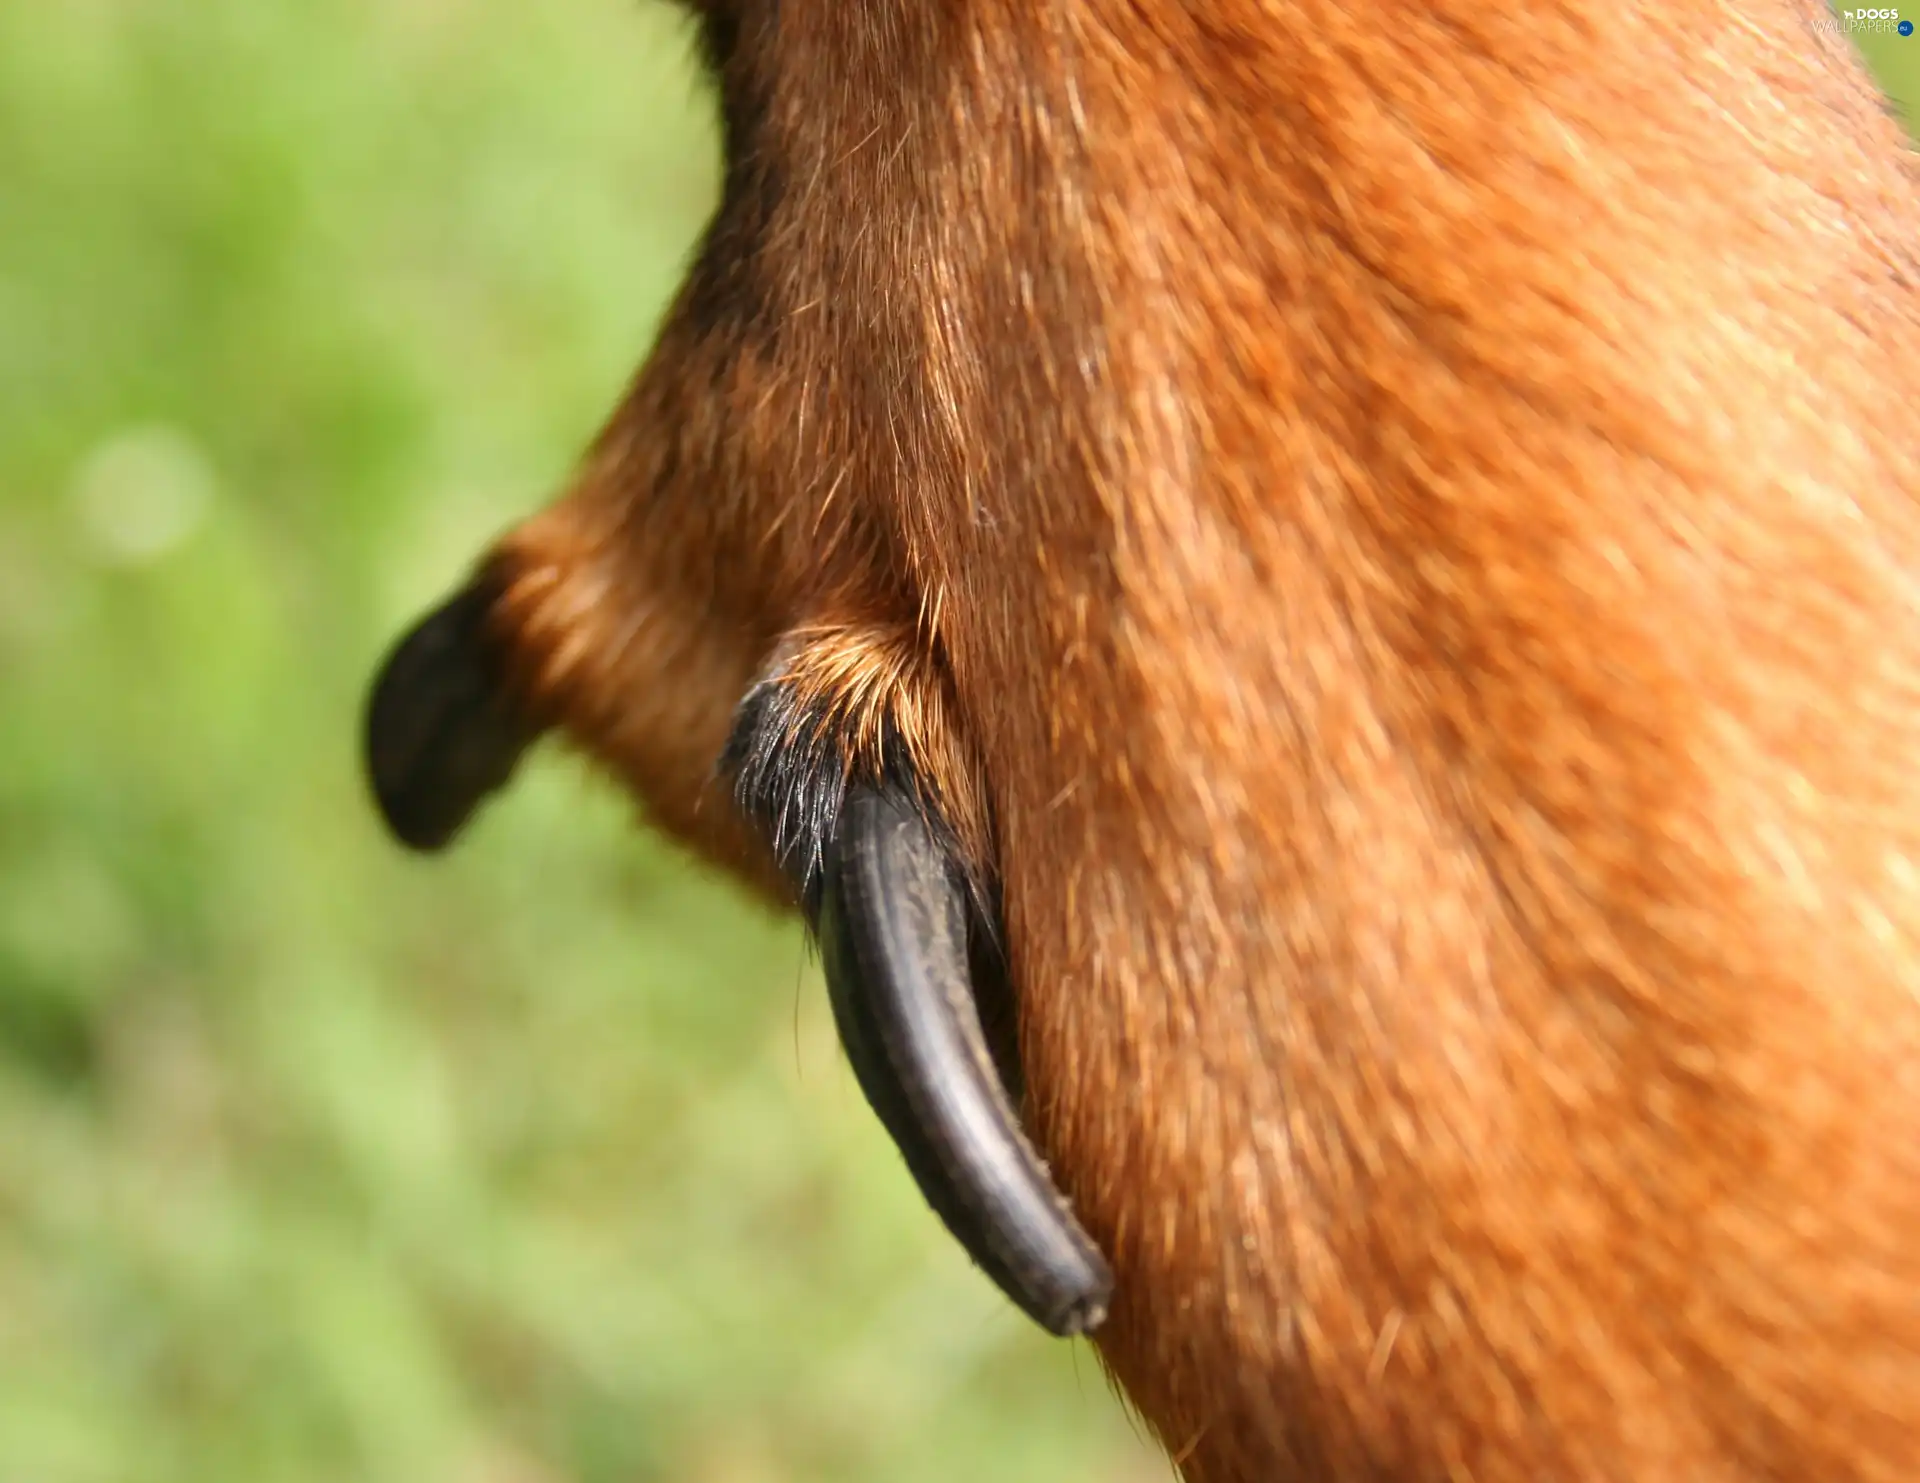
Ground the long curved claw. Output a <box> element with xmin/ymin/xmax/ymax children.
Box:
<box><xmin>816</xmin><ymin>783</ymin><xmax>1113</xmax><ymax>1337</ymax></box>
<box><xmin>364</xmin><ymin>575</ymin><xmax>540</xmax><ymax>852</ymax></box>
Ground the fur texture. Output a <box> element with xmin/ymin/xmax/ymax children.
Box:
<box><xmin>474</xmin><ymin>3</ymin><xmax>1920</xmax><ymax>1477</ymax></box>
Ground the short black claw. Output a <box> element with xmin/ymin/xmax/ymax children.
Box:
<box><xmin>364</xmin><ymin>574</ymin><xmax>541</xmax><ymax>853</ymax></box>
<box><xmin>722</xmin><ymin>680</ymin><xmax>1114</xmax><ymax>1337</ymax></box>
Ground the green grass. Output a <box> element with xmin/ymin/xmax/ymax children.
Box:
<box><xmin>1857</xmin><ymin>25</ymin><xmax>1920</xmax><ymax>114</ymax></box>
<box><xmin>0</xmin><ymin>6</ymin><xmax>1914</xmax><ymax>1482</ymax></box>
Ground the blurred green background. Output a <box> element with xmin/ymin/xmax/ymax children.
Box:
<box><xmin>0</xmin><ymin>7</ymin><xmax>1913</xmax><ymax>1483</ymax></box>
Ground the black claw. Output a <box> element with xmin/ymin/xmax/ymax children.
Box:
<box><xmin>722</xmin><ymin>677</ymin><xmax>1113</xmax><ymax>1336</ymax></box>
<box><xmin>818</xmin><ymin>786</ymin><xmax>1112</xmax><ymax>1335</ymax></box>
<box><xmin>364</xmin><ymin>574</ymin><xmax>541</xmax><ymax>852</ymax></box>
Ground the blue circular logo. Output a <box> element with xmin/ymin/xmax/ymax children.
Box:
<box><xmin>1903</xmin><ymin>18</ymin><xmax>1915</xmax><ymax>34</ymax></box>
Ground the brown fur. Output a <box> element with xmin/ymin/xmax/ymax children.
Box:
<box><xmin>480</xmin><ymin>3</ymin><xmax>1920</xmax><ymax>1477</ymax></box>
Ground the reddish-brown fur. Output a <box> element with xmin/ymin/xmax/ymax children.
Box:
<box><xmin>478</xmin><ymin>3</ymin><xmax>1920</xmax><ymax>1477</ymax></box>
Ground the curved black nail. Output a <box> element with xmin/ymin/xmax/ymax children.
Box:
<box><xmin>816</xmin><ymin>784</ymin><xmax>1112</xmax><ymax>1336</ymax></box>
<box><xmin>364</xmin><ymin>575</ymin><xmax>540</xmax><ymax>852</ymax></box>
